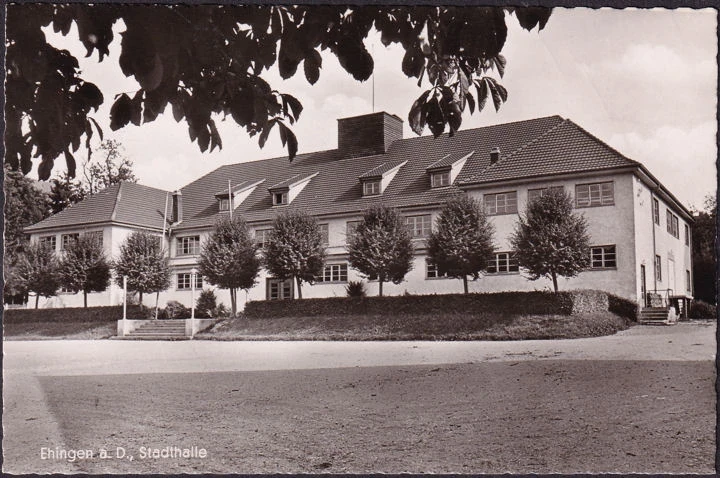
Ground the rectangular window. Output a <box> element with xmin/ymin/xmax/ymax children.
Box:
<box><xmin>655</xmin><ymin>255</ymin><xmax>662</xmax><ymax>282</ymax></box>
<box><xmin>484</xmin><ymin>191</ymin><xmax>518</xmax><ymax>215</ymax></box>
<box><xmin>316</xmin><ymin>264</ymin><xmax>348</xmax><ymax>283</ymax></box>
<box><xmin>686</xmin><ymin>270</ymin><xmax>691</xmax><ymax>292</ymax></box>
<box><xmin>61</xmin><ymin>233</ymin><xmax>79</xmax><ymax>251</ymax></box>
<box><xmin>575</xmin><ymin>182</ymin><xmax>614</xmax><ymax>207</ymax></box>
<box><xmin>85</xmin><ymin>231</ymin><xmax>103</xmax><ymax>247</ymax></box>
<box><xmin>426</xmin><ymin>261</ymin><xmax>449</xmax><ymax>279</ymax></box>
<box><xmin>405</xmin><ymin>214</ymin><xmax>432</xmax><ymax>239</ymax></box>
<box><xmin>267</xmin><ymin>278</ymin><xmax>293</xmax><ymax>300</ymax></box>
<box><xmin>653</xmin><ymin>198</ymin><xmax>660</xmax><ymax>225</ymax></box>
<box><xmin>486</xmin><ymin>252</ymin><xmax>519</xmax><ymax>274</ymax></box>
<box><xmin>666</xmin><ymin>209</ymin><xmax>679</xmax><ymax>238</ymax></box>
<box><xmin>318</xmin><ymin>223</ymin><xmax>329</xmax><ymax>245</ymax></box>
<box><xmin>346</xmin><ymin>220</ymin><xmax>362</xmax><ymax>239</ymax></box>
<box><xmin>272</xmin><ymin>191</ymin><xmax>288</xmax><ymax>206</ymax></box>
<box><xmin>254</xmin><ymin>228</ymin><xmax>273</xmax><ymax>249</ymax></box>
<box><xmin>685</xmin><ymin>224</ymin><xmax>689</xmax><ymax>246</ymax></box>
<box><xmin>363</xmin><ymin>180</ymin><xmax>381</xmax><ymax>196</ymax></box>
<box><xmin>219</xmin><ymin>198</ymin><xmax>230</xmax><ymax>211</ymax></box>
<box><xmin>431</xmin><ymin>171</ymin><xmax>451</xmax><ymax>188</ymax></box>
<box><xmin>527</xmin><ymin>186</ymin><xmax>563</xmax><ymax>203</ymax></box>
<box><xmin>39</xmin><ymin>235</ymin><xmax>57</xmax><ymax>251</ymax></box>
<box><xmin>590</xmin><ymin>245</ymin><xmax>617</xmax><ymax>269</ymax></box>
<box><xmin>177</xmin><ymin>273</ymin><xmax>202</xmax><ymax>290</ymax></box>
<box><xmin>177</xmin><ymin>236</ymin><xmax>201</xmax><ymax>256</ymax></box>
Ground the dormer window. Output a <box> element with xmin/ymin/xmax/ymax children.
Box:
<box><xmin>273</xmin><ymin>191</ymin><xmax>289</xmax><ymax>206</ymax></box>
<box><xmin>215</xmin><ymin>179</ymin><xmax>265</xmax><ymax>212</ymax></box>
<box><xmin>431</xmin><ymin>171</ymin><xmax>451</xmax><ymax>188</ymax></box>
<box><xmin>358</xmin><ymin>160</ymin><xmax>407</xmax><ymax>197</ymax></box>
<box><xmin>426</xmin><ymin>151</ymin><xmax>474</xmax><ymax>189</ymax></box>
<box><xmin>219</xmin><ymin>198</ymin><xmax>230</xmax><ymax>211</ymax></box>
<box><xmin>268</xmin><ymin>173</ymin><xmax>318</xmax><ymax>207</ymax></box>
<box><xmin>363</xmin><ymin>180</ymin><xmax>381</xmax><ymax>196</ymax></box>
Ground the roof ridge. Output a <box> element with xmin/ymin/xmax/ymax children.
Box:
<box><xmin>469</xmin><ymin>118</ymin><xmax>568</xmax><ymax>181</ymax></box>
<box><xmin>110</xmin><ymin>182</ymin><xmax>123</xmax><ymax>221</ymax></box>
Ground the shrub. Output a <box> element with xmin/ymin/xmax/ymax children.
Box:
<box><xmin>196</xmin><ymin>289</ymin><xmax>217</xmax><ymax>318</ymax></box>
<box><xmin>245</xmin><ymin>290</ymin><xmax>610</xmax><ymax>319</ymax></box>
<box><xmin>689</xmin><ymin>300</ymin><xmax>717</xmax><ymax>319</ymax></box>
<box><xmin>214</xmin><ymin>303</ymin><xmax>230</xmax><ymax>318</ymax></box>
<box><xmin>346</xmin><ymin>281</ymin><xmax>366</xmax><ymax>298</ymax></box>
<box><xmin>164</xmin><ymin>300</ymin><xmax>190</xmax><ymax>319</ymax></box>
<box><xmin>3</xmin><ymin>305</ymin><xmax>145</xmax><ymax>323</ymax></box>
<box><xmin>607</xmin><ymin>294</ymin><xmax>639</xmax><ymax>321</ymax></box>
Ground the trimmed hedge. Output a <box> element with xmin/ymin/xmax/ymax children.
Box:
<box><xmin>244</xmin><ymin>290</ymin><xmax>612</xmax><ymax>319</ymax></box>
<box><xmin>607</xmin><ymin>294</ymin><xmax>639</xmax><ymax>321</ymax></box>
<box><xmin>3</xmin><ymin>305</ymin><xmax>145</xmax><ymax>324</ymax></box>
<box><xmin>689</xmin><ymin>300</ymin><xmax>717</xmax><ymax>319</ymax></box>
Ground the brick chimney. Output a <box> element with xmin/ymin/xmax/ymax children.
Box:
<box><xmin>337</xmin><ymin>112</ymin><xmax>403</xmax><ymax>158</ymax></box>
<box><xmin>490</xmin><ymin>147</ymin><xmax>501</xmax><ymax>164</ymax></box>
<box><xmin>171</xmin><ymin>190</ymin><xmax>183</xmax><ymax>223</ymax></box>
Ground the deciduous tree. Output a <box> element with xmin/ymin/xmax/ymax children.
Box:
<box><xmin>264</xmin><ymin>210</ymin><xmax>326</xmax><ymax>299</ymax></box>
<box><xmin>6</xmin><ymin>4</ymin><xmax>551</xmax><ymax>179</ymax></box>
<box><xmin>348</xmin><ymin>205</ymin><xmax>414</xmax><ymax>296</ymax></box>
<box><xmin>510</xmin><ymin>188</ymin><xmax>590</xmax><ymax>292</ymax></box>
<box><xmin>14</xmin><ymin>242</ymin><xmax>61</xmax><ymax>308</ymax></box>
<box><xmin>692</xmin><ymin>195</ymin><xmax>716</xmax><ymax>304</ymax></box>
<box><xmin>81</xmin><ymin>139</ymin><xmax>138</xmax><ymax>195</ymax></box>
<box><xmin>48</xmin><ymin>172</ymin><xmax>86</xmax><ymax>214</ymax></box>
<box><xmin>427</xmin><ymin>194</ymin><xmax>495</xmax><ymax>294</ymax></box>
<box><xmin>58</xmin><ymin>234</ymin><xmax>111</xmax><ymax>307</ymax></box>
<box><xmin>198</xmin><ymin>216</ymin><xmax>261</xmax><ymax>316</ymax></box>
<box><xmin>113</xmin><ymin>231</ymin><xmax>171</xmax><ymax>306</ymax></box>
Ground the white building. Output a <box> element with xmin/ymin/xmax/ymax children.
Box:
<box><xmin>25</xmin><ymin>112</ymin><xmax>694</xmax><ymax>311</ymax></box>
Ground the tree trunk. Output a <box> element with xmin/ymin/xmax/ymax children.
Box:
<box><xmin>551</xmin><ymin>271</ymin><xmax>558</xmax><ymax>293</ymax></box>
<box><xmin>379</xmin><ymin>280</ymin><xmax>384</xmax><ymax>297</ymax></box>
<box><xmin>35</xmin><ymin>294</ymin><xmax>39</xmax><ymax>309</ymax></box>
<box><xmin>463</xmin><ymin>275</ymin><xmax>469</xmax><ymax>294</ymax></box>
<box><xmin>154</xmin><ymin>291</ymin><xmax>160</xmax><ymax>320</ymax></box>
<box><xmin>230</xmin><ymin>288</ymin><xmax>237</xmax><ymax>317</ymax></box>
<box><xmin>296</xmin><ymin>277</ymin><xmax>303</xmax><ymax>299</ymax></box>
<box><xmin>83</xmin><ymin>291</ymin><xmax>88</xmax><ymax>308</ymax></box>
<box><xmin>139</xmin><ymin>291</ymin><xmax>143</xmax><ymax>307</ymax></box>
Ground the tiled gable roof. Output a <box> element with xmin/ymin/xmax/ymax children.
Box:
<box><xmin>214</xmin><ymin>181</ymin><xmax>249</xmax><ymax>198</ymax></box>
<box><xmin>458</xmin><ymin>119</ymin><xmax>640</xmax><ymax>185</ymax></box>
<box><xmin>173</xmin><ymin>115</ymin><xmax>566</xmax><ymax>230</ymax></box>
<box><xmin>25</xmin><ymin>182</ymin><xmax>170</xmax><ymax>232</ymax></box>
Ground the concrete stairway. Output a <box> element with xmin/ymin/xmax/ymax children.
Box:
<box><xmin>122</xmin><ymin>320</ymin><xmax>190</xmax><ymax>340</ymax></box>
<box><xmin>638</xmin><ymin>307</ymin><xmax>676</xmax><ymax>325</ymax></box>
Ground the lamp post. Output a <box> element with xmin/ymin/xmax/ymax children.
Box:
<box><xmin>190</xmin><ymin>268</ymin><xmax>197</xmax><ymax>336</ymax></box>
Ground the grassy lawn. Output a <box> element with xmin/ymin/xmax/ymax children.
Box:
<box><xmin>3</xmin><ymin>321</ymin><xmax>116</xmax><ymax>340</ymax></box>
<box><xmin>33</xmin><ymin>360</ymin><xmax>715</xmax><ymax>474</ymax></box>
<box><xmin>197</xmin><ymin>311</ymin><xmax>631</xmax><ymax>341</ymax></box>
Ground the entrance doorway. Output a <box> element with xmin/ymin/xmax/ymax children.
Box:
<box><xmin>640</xmin><ymin>265</ymin><xmax>647</xmax><ymax>307</ymax></box>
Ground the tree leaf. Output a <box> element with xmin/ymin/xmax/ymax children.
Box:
<box><xmin>475</xmin><ymin>79</ymin><xmax>488</xmax><ymax>112</ymax></box>
<box><xmin>77</xmin><ymin>82</ymin><xmax>104</xmax><ymax>112</ymax></box>
<box><xmin>282</xmin><ymin>93</ymin><xmax>303</xmax><ymax>122</ymax></box>
<box><xmin>491</xmin><ymin>54</ymin><xmax>506</xmax><ymax>78</ymax></box>
<box><xmin>425</xmin><ymin>97</ymin><xmax>445</xmax><ymax>138</ymax></box>
<box><xmin>303</xmin><ymin>49</ymin><xmax>322</xmax><ymax>85</ymax></box>
<box><xmin>130</xmin><ymin>90</ymin><xmax>143</xmax><ymax>126</ymax></box>
<box><xmin>64</xmin><ymin>150</ymin><xmax>76</xmax><ymax>178</ymax></box>
<box><xmin>513</xmin><ymin>7</ymin><xmax>552</xmax><ymax>32</ymax></box>
<box><xmin>109</xmin><ymin>93</ymin><xmax>132</xmax><ymax>131</ymax></box>
<box><xmin>408</xmin><ymin>90</ymin><xmax>430</xmax><ymax>136</ymax></box>
<box><xmin>258</xmin><ymin>119</ymin><xmax>276</xmax><ymax>148</ymax></box>
<box><xmin>401</xmin><ymin>43</ymin><xmax>425</xmax><ymax>79</ymax></box>
<box><xmin>466</xmin><ymin>91</ymin><xmax>475</xmax><ymax>114</ymax></box>
<box><xmin>278</xmin><ymin>121</ymin><xmax>298</xmax><ymax>160</ymax></box>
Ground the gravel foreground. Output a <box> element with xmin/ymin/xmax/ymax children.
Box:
<box><xmin>17</xmin><ymin>360</ymin><xmax>716</xmax><ymax>474</ymax></box>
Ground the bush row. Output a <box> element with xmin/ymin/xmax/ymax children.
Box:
<box><xmin>244</xmin><ymin>290</ymin><xmax>612</xmax><ymax>320</ymax></box>
<box><xmin>607</xmin><ymin>294</ymin><xmax>639</xmax><ymax>321</ymax></box>
<box><xmin>4</xmin><ymin>305</ymin><xmax>145</xmax><ymax>323</ymax></box>
<box><xmin>689</xmin><ymin>300</ymin><xmax>717</xmax><ymax>319</ymax></box>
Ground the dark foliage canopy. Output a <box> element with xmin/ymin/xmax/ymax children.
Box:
<box><xmin>6</xmin><ymin>4</ymin><xmax>551</xmax><ymax>179</ymax></box>
<box><xmin>510</xmin><ymin>188</ymin><xmax>590</xmax><ymax>291</ymax></box>
<box><xmin>691</xmin><ymin>196</ymin><xmax>716</xmax><ymax>304</ymax></box>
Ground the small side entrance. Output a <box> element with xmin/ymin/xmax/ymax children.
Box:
<box><xmin>640</xmin><ymin>265</ymin><xmax>648</xmax><ymax>307</ymax></box>
<box><xmin>267</xmin><ymin>278</ymin><xmax>294</xmax><ymax>300</ymax></box>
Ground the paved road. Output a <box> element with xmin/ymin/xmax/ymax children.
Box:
<box><xmin>4</xmin><ymin>322</ymin><xmax>716</xmax><ymax>377</ymax></box>
<box><xmin>3</xmin><ymin>322</ymin><xmax>715</xmax><ymax>474</ymax></box>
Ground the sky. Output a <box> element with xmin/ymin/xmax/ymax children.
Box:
<box><xmin>41</xmin><ymin>7</ymin><xmax>717</xmax><ymax>211</ymax></box>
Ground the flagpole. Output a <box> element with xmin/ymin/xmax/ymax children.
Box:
<box><xmin>228</xmin><ymin>179</ymin><xmax>233</xmax><ymax>220</ymax></box>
